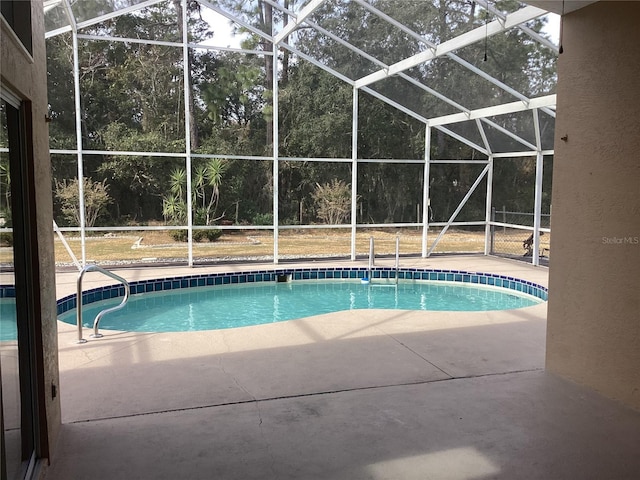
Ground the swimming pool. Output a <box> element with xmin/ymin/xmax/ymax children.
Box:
<box><xmin>1</xmin><ymin>298</ymin><xmax>17</xmax><ymax>341</ymax></box>
<box><xmin>56</xmin><ymin>267</ymin><xmax>547</xmax><ymax>334</ymax></box>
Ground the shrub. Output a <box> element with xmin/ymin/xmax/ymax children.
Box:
<box><xmin>170</xmin><ymin>228</ymin><xmax>222</xmax><ymax>243</ymax></box>
<box><xmin>55</xmin><ymin>177</ymin><xmax>112</xmax><ymax>227</ymax></box>
<box><xmin>251</xmin><ymin>212</ymin><xmax>273</xmax><ymax>226</ymax></box>
<box><xmin>311</xmin><ymin>179</ymin><xmax>352</xmax><ymax>224</ymax></box>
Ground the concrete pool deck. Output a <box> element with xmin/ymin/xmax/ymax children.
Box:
<box><xmin>45</xmin><ymin>255</ymin><xmax>640</xmax><ymax>479</ymax></box>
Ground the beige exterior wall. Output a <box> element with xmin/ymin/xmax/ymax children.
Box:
<box><xmin>1</xmin><ymin>0</ymin><xmax>61</xmax><ymax>461</ymax></box>
<box><xmin>547</xmin><ymin>1</ymin><xmax>640</xmax><ymax>410</ymax></box>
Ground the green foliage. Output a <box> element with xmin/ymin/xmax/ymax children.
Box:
<box><xmin>170</xmin><ymin>228</ymin><xmax>223</xmax><ymax>243</ymax></box>
<box><xmin>162</xmin><ymin>158</ymin><xmax>227</xmax><ymax>234</ymax></box>
<box><xmin>0</xmin><ymin>206</ymin><xmax>11</xmax><ymax>246</ymax></box>
<box><xmin>251</xmin><ymin>212</ymin><xmax>273</xmax><ymax>226</ymax></box>
<box><xmin>279</xmin><ymin>62</ymin><xmax>352</xmax><ymax>158</ymax></box>
<box><xmin>44</xmin><ymin>0</ymin><xmax>556</xmax><ymax>229</ymax></box>
<box><xmin>55</xmin><ymin>177</ymin><xmax>112</xmax><ymax>227</ymax></box>
<box><xmin>200</xmin><ymin>56</ymin><xmax>262</xmax><ymax>126</ymax></box>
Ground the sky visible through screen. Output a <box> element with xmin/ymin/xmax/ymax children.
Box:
<box><xmin>200</xmin><ymin>7</ymin><xmax>560</xmax><ymax>50</ymax></box>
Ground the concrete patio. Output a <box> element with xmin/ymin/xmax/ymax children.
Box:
<box><xmin>44</xmin><ymin>256</ymin><xmax>640</xmax><ymax>479</ymax></box>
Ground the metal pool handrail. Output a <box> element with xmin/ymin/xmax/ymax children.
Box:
<box><xmin>367</xmin><ymin>235</ymin><xmax>400</xmax><ymax>283</ymax></box>
<box><xmin>368</xmin><ymin>236</ymin><xmax>375</xmax><ymax>279</ymax></box>
<box><xmin>76</xmin><ymin>264</ymin><xmax>130</xmax><ymax>344</ymax></box>
<box><xmin>395</xmin><ymin>236</ymin><xmax>400</xmax><ymax>285</ymax></box>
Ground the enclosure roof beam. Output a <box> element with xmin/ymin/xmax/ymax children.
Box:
<box><xmin>61</xmin><ymin>0</ymin><xmax>77</xmax><ymax>33</ymax></box>
<box><xmin>481</xmin><ymin>118</ymin><xmax>537</xmax><ymax>151</ymax></box>
<box><xmin>305</xmin><ymin>19</ymin><xmax>535</xmax><ymax>151</ymax></box>
<box><xmin>262</xmin><ymin>0</ymin><xmax>296</xmax><ymax>16</ymax></box>
<box><xmin>75</xmin><ymin>32</ymin><xmax>272</xmax><ymax>55</ymax></box>
<box><xmin>428</xmin><ymin>94</ymin><xmax>556</xmax><ymax>127</ymax></box>
<box><xmin>355</xmin><ymin>5</ymin><xmax>547</xmax><ymax>88</ymax></box>
<box><xmin>280</xmin><ymin>42</ymin><xmax>354</xmax><ymax>86</ymax></box>
<box><xmin>274</xmin><ymin>0</ymin><xmax>325</xmax><ymax>44</ymax></box>
<box><xmin>351</xmin><ymin>0</ymin><xmax>436</xmax><ymax>46</ymax></box>
<box><xmin>43</xmin><ymin>0</ymin><xmax>62</xmax><ymax>14</ymax></box>
<box><xmin>476</xmin><ymin>119</ymin><xmax>492</xmax><ymax>154</ymax></box>
<box><xmin>305</xmin><ymin>19</ymin><xmax>472</xmax><ymax>115</ymax></box>
<box><xmin>46</xmin><ymin>0</ymin><xmax>165</xmax><ymax>38</ymax></box>
<box><xmin>353</xmin><ymin>0</ymin><xmax>551</xmax><ymax>113</ymax></box>
<box><xmin>433</xmin><ymin>125</ymin><xmax>489</xmax><ymax>156</ymax></box>
<box><xmin>475</xmin><ymin>0</ymin><xmax>559</xmax><ymax>53</ymax></box>
<box><xmin>360</xmin><ymin>86</ymin><xmax>430</xmax><ymax>124</ymax></box>
<box><xmin>542</xmin><ymin>106</ymin><xmax>556</xmax><ymax>118</ymax></box>
<box><xmin>77</xmin><ymin>33</ymin><xmax>181</xmax><ymax>49</ymax></box>
<box><xmin>533</xmin><ymin>108</ymin><xmax>543</xmax><ymax>151</ymax></box>
<box><xmin>199</xmin><ymin>0</ymin><xmax>274</xmax><ymax>43</ymax></box>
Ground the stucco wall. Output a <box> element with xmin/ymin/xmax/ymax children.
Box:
<box><xmin>547</xmin><ymin>1</ymin><xmax>640</xmax><ymax>409</ymax></box>
<box><xmin>1</xmin><ymin>0</ymin><xmax>61</xmax><ymax>460</ymax></box>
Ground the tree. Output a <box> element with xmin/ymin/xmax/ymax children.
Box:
<box><xmin>193</xmin><ymin>158</ymin><xmax>227</xmax><ymax>226</ymax></box>
<box><xmin>216</xmin><ymin>0</ymin><xmax>309</xmax><ymax>149</ymax></box>
<box><xmin>162</xmin><ymin>158</ymin><xmax>227</xmax><ymax>241</ymax></box>
<box><xmin>44</xmin><ymin>0</ymin><xmax>556</xmax><ymax>230</ymax></box>
<box><xmin>55</xmin><ymin>177</ymin><xmax>112</xmax><ymax>227</ymax></box>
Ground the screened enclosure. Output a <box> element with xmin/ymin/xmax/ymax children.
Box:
<box><xmin>31</xmin><ymin>0</ymin><xmax>557</xmax><ymax>268</ymax></box>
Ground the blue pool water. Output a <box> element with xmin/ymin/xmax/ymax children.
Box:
<box><xmin>1</xmin><ymin>299</ymin><xmax>17</xmax><ymax>341</ymax></box>
<box><xmin>59</xmin><ymin>279</ymin><xmax>542</xmax><ymax>333</ymax></box>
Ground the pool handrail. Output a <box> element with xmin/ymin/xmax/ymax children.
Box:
<box><xmin>395</xmin><ymin>236</ymin><xmax>400</xmax><ymax>285</ymax></box>
<box><xmin>368</xmin><ymin>236</ymin><xmax>375</xmax><ymax>279</ymax></box>
<box><xmin>76</xmin><ymin>264</ymin><xmax>130</xmax><ymax>344</ymax></box>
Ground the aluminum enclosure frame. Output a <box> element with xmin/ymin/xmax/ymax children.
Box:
<box><xmin>42</xmin><ymin>0</ymin><xmax>556</xmax><ymax>268</ymax></box>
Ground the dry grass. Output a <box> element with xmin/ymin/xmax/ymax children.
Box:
<box><xmin>53</xmin><ymin>228</ymin><xmax>485</xmax><ymax>264</ymax></box>
<box><xmin>0</xmin><ymin>227</ymin><xmax>549</xmax><ymax>266</ymax></box>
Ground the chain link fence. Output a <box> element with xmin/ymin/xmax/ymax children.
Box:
<box><xmin>490</xmin><ymin>208</ymin><xmax>551</xmax><ymax>261</ymax></box>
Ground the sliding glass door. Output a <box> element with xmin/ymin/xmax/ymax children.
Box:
<box><xmin>1</xmin><ymin>98</ymin><xmax>37</xmax><ymax>479</ymax></box>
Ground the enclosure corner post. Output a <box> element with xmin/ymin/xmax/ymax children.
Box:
<box><xmin>272</xmin><ymin>40</ymin><xmax>279</xmax><ymax>264</ymax></box>
<box><xmin>350</xmin><ymin>86</ymin><xmax>359</xmax><ymax>261</ymax></box>
<box><xmin>421</xmin><ymin>125</ymin><xmax>431</xmax><ymax>257</ymax></box>
<box><xmin>484</xmin><ymin>155</ymin><xmax>494</xmax><ymax>256</ymax></box>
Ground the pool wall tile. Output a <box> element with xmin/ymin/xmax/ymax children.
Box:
<box><xmin>56</xmin><ymin>266</ymin><xmax>548</xmax><ymax>317</ymax></box>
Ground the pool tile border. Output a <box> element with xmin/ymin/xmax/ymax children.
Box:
<box><xmin>53</xmin><ymin>267</ymin><xmax>548</xmax><ymax>316</ymax></box>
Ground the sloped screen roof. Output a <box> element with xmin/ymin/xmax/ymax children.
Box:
<box><xmin>43</xmin><ymin>0</ymin><xmax>557</xmax><ymax>155</ymax></box>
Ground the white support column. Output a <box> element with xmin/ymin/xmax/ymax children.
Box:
<box><xmin>484</xmin><ymin>155</ymin><xmax>494</xmax><ymax>255</ymax></box>
<box><xmin>350</xmin><ymin>87</ymin><xmax>359</xmax><ymax>260</ymax></box>
<box><xmin>421</xmin><ymin>126</ymin><xmax>431</xmax><ymax>257</ymax></box>
<box><xmin>532</xmin><ymin>109</ymin><xmax>543</xmax><ymax>266</ymax></box>
<box><xmin>532</xmin><ymin>151</ymin><xmax>544</xmax><ymax>266</ymax></box>
<box><xmin>475</xmin><ymin>119</ymin><xmax>493</xmax><ymax>256</ymax></box>
<box><xmin>71</xmin><ymin>29</ymin><xmax>87</xmax><ymax>266</ymax></box>
<box><xmin>181</xmin><ymin>0</ymin><xmax>193</xmax><ymax>266</ymax></box>
<box><xmin>272</xmin><ymin>41</ymin><xmax>279</xmax><ymax>264</ymax></box>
